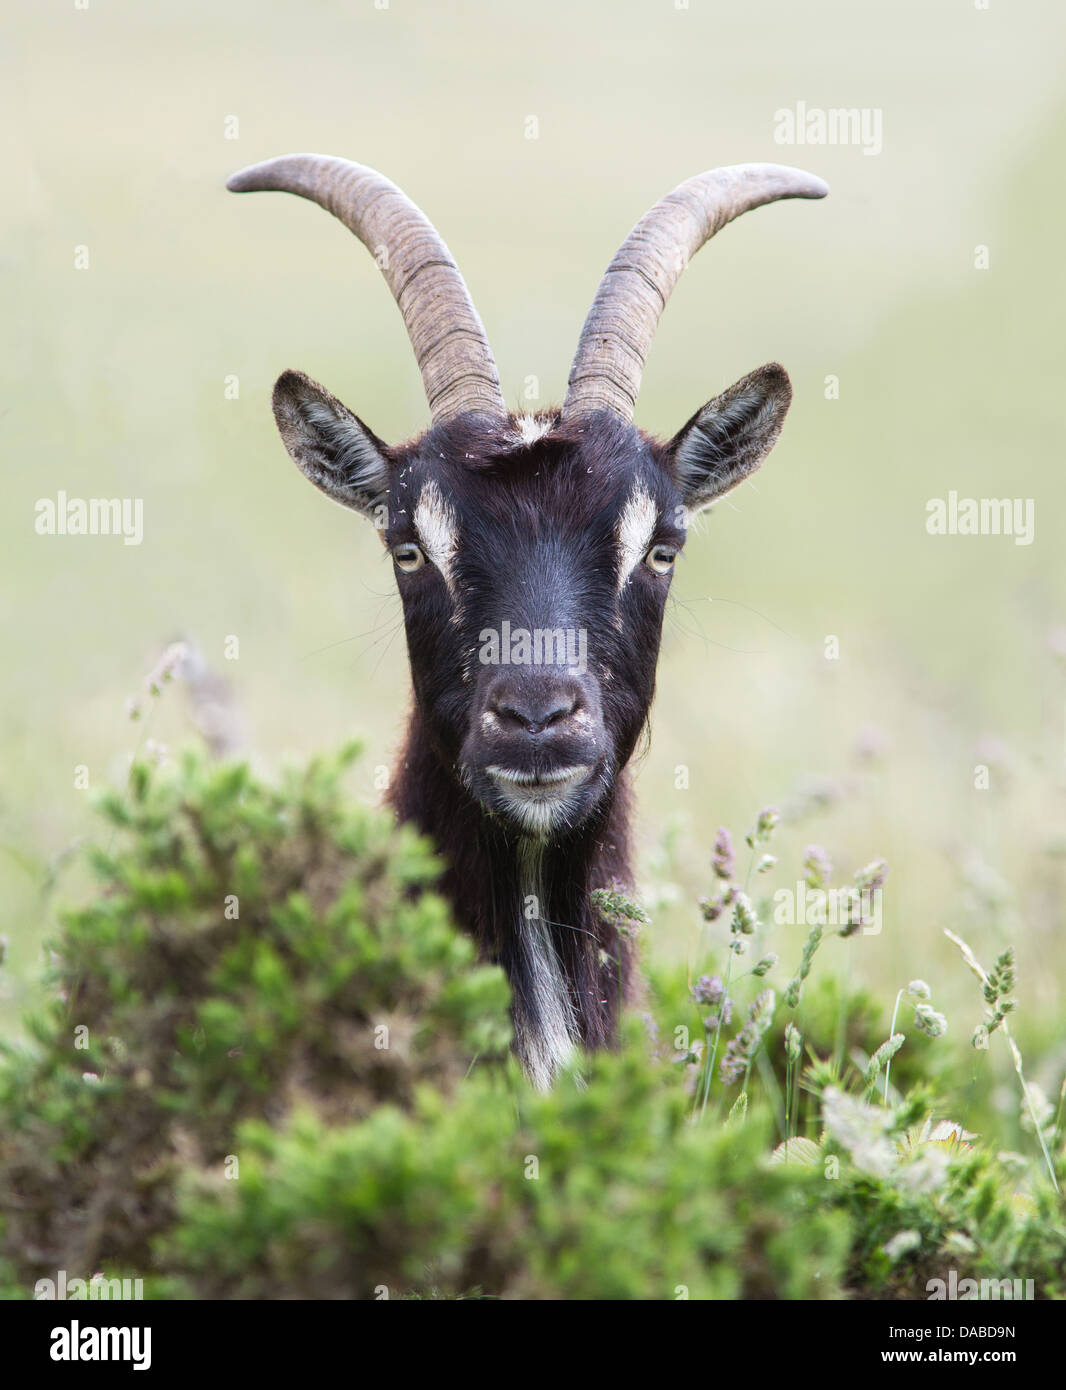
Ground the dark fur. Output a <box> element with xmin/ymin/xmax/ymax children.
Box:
<box><xmin>382</xmin><ymin>413</ymin><xmax>672</xmax><ymax>1066</ymax></box>
<box><xmin>273</xmin><ymin>373</ymin><xmax>793</xmax><ymax>1083</ymax></box>
<box><xmin>388</xmin><ymin>710</ymin><xmax>636</xmax><ymax>1052</ymax></box>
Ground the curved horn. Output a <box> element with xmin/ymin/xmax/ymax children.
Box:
<box><xmin>560</xmin><ymin>163</ymin><xmax>829</xmax><ymax>422</ymax></box>
<box><xmin>227</xmin><ymin>154</ymin><xmax>507</xmax><ymax>424</ymax></box>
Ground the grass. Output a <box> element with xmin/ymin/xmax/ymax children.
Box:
<box><xmin>672</xmin><ymin>797</ymin><xmax>1064</xmax><ymax>1199</ymax></box>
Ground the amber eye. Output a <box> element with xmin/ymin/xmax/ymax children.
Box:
<box><xmin>644</xmin><ymin>544</ymin><xmax>677</xmax><ymax>575</ymax></box>
<box><xmin>392</xmin><ymin>542</ymin><xmax>426</xmax><ymax>573</ymax></box>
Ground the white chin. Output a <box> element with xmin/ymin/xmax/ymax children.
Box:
<box><xmin>487</xmin><ymin>766</ymin><xmax>591</xmax><ymax>836</ymax></box>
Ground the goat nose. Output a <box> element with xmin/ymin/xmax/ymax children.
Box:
<box><xmin>488</xmin><ymin>684</ymin><xmax>579</xmax><ymax>735</ymax></box>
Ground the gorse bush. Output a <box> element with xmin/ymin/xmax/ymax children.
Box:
<box><xmin>159</xmin><ymin>1051</ymin><xmax>854</xmax><ymax>1300</ymax></box>
<box><xmin>0</xmin><ymin>748</ymin><xmax>1063</xmax><ymax>1300</ymax></box>
<box><xmin>0</xmin><ymin>746</ymin><xmax>510</xmax><ymax>1293</ymax></box>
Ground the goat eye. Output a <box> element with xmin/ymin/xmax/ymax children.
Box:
<box><xmin>392</xmin><ymin>542</ymin><xmax>426</xmax><ymax>573</ymax></box>
<box><xmin>644</xmin><ymin>544</ymin><xmax>677</xmax><ymax>575</ymax></box>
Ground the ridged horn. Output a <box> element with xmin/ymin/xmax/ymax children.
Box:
<box><xmin>560</xmin><ymin>163</ymin><xmax>829</xmax><ymax>422</ymax></box>
<box><xmin>227</xmin><ymin>154</ymin><xmax>507</xmax><ymax>424</ymax></box>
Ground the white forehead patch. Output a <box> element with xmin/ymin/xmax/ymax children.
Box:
<box><xmin>616</xmin><ymin>483</ymin><xmax>658</xmax><ymax>590</ymax></box>
<box><xmin>513</xmin><ymin>413</ymin><xmax>554</xmax><ymax>446</ymax></box>
<box><xmin>414</xmin><ymin>478</ymin><xmax>459</xmax><ymax>593</ymax></box>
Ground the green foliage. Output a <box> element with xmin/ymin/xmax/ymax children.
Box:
<box><xmin>0</xmin><ymin>749</ymin><xmax>1063</xmax><ymax>1301</ymax></box>
<box><xmin>794</xmin><ymin>1089</ymin><xmax>1066</xmax><ymax>1299</ymax></box>
<box><xmin>0</xmin><ymin>746</ymin><xmax>510</xmax><ymax>1292</ymax></box>
<box><xmin>161</xmin><ymin>1042</ymin><xmax>852</xmax><ymax>1300</ymax></box>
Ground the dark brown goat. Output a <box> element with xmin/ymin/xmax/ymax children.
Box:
<box><xmin>227</xmin><ymin>154</ymin><xmax>827</xmax><ymax>1086</ymax></box>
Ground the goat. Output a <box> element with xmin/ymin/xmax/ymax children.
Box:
<box><xmin>227</xmin><ymin>154</ymin><xmax>828</xmax><ymax>1087</ymax></box>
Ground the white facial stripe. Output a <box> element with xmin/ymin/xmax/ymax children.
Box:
<box><xmin>616</xmin><ymin>484</ymin><xmax>658</xmax><ymax>590</ymax></box>
<box><xmin>413</xmin><ymin>478</ymin><xmax>459</xmax><ymax>593</ymax></box>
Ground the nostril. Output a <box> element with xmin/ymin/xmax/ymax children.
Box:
<box><xmin>488</xmin><ymin>689</ymin><xmax>580</xmax><ymax>735</ymax></box>
<box><xmin>542</xmin><ymin>694</ymin><xmax>578</xmax><ymax>728</ymax></box>
<box><xmin>494</xmin><ymin>699</ymin><xmax>526</xmax><ymax>728</ymax></box>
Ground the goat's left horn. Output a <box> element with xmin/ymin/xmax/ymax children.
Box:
<box><xmin>560</xmin><ymin>163</ymin><xmax>828</xmax><ymax>423</ymax></box>
<box><xmin>227</xmin><ymin>153</ymin><xmax>507</xmax><ymax>425</ymax></box>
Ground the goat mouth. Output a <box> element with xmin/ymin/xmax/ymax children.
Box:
<box><xmin>485</xmin><ymin>765</ymin><xmax>592</xmax><ymax>798</ymax></box>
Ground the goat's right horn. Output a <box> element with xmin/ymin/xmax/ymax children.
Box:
<box><xmin>227</xmin><ymin>154</ymin><xmax>507</xmax><ymax>425</ymax></box>
<box><xmin>560</xmin><ymin>163</ymin><xmax>829</xmax><ymax>423</ymax></box>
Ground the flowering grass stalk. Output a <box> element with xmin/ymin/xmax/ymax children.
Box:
<box><xmin>944</xmin><ymin>929</ymin><xmax>1059</xmax><ymax>1193</ymax></box>
<box><xmin>784</xmin><ymin>1022</ymin><xmax>802</xmax><ymax>1138</ymax></box>
<box><xmin>695</xmin><ymin>810</ymin><xmax>777</xmax><ymax>1121</ymax></box>
<box><xmin>592</xmin><ymin>884</ymin><xmax>649</xmax><ymax>1047</ymax></box>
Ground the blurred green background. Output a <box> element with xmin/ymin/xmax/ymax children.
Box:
<box><xmin>3</xmin><ymin>0</ymin><xmax>1065</xmax><ymax>1078</ymax></box>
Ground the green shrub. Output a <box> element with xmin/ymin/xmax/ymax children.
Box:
<box><xmin>0</xmin><ymin>747</ymin><xmax>1062</xmax><ymax>1300</ymax></box>
<box><xmin>0</xmin><ymin>745</ymin><xmax>510</xmax><ymax>1293</ymax></box>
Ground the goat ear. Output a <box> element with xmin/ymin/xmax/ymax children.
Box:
<box><xmin>667</xmin><ymin>363</ymin><xmax>792</xmax><ymax>513</ymax></box>
<box><xmin>272</xmin><ymin>369</ymin><xmax>390</xmax><ymax>531</ymax></box>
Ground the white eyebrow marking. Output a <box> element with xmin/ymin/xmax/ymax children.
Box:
<box><xmin>616</xmin><ymin>483</ymin><xmax>658</xmax><ymax>590</ymax></box>
<box><xmin>414</xmin><ymin>478</ymin><xmax>459</xmax><ymax>594</ymax></box>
